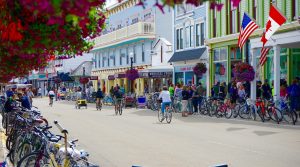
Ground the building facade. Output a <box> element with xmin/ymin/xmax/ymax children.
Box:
<box><xmin>91</xmin><ymin>0</ymin><xmax>173</xmax><ymax>95</ymax></box>
<box><xmin>206</xmin><ymin>0</ymin><xmax>300</xmax><ymax>99</ymax></box>
<box><xmin>169</xmin><ymin>2</ymin><xmax>209</xmax><ymax>94</ymax></box>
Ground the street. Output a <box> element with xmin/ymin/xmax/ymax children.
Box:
<box><xmin>33</xmin><ymin>98</ymin><xmax>300</xmax><ymax>167</ymax></box>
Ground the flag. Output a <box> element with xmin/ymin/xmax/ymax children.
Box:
<box><xmin>238</xmin><ymin>13</ymin><xmax>259</xmax><ymax>49</ymax></box>
<box><xmin>261</xmin><ymin>5</ymin><xmax>286</xmax><ymax>46</ymax></box>
<box><xmin>259</xmin><ymin>47</ymin><xmax>270</xmax><ymax>66</ymax></box>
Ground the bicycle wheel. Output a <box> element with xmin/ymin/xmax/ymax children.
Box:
<box><xmin>115</xmin><ymin>105</ymin><xmax>118</xmax><ymax>115</ymax></box>
<box><xmin>282</xmin><ymin>108</ymin><xmax>295</xmax><ymax>124</ymax></box>
<box><xmin>225</xmin><ymin>107</ymin><xmax>233</xmax><ymax>119</ymax></box>
<box><xmin>17</xmin><ymin>152</ymin><xmax>54</xmax><ymax>167</ymax></box>
<box><xmin>166</xmin><ymin>108</ymin><xmax>172</xmax><ymax>124</ymax></box>
<box><xmin>157</xmin><ymin>109</ymin><xmax>164</xmax><ymax>122</ymax></box>
<box><xmin>249</xmin><ymin>105</ymin><xmax>257</xmax><ymax>121</ymax></box>
<box><xmin>238</xmin><ymin>105</ymin><xmax>250</xmax><ymax>119</ymax></box>
<box><xmin>268</xmin><ymin>107</ymin><xmax>282</xmax><ymax>124</ymax></box>
<box><xmin>119</xmin><ymin>105</ymin><xmax>122</xmax><ymax>115</ymax></box>
<box><xmin>256</xmin><ymin>107</ymin><xmax>265</xmax><ymax>122</ymax></box>
<box><xmin>14</xmin><ymin>141</ymin><xmax>32</xmax><ymax>166</ymax></box>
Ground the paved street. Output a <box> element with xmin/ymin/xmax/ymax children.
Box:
<box><xmin>33</xmin><ymin>98</ymin><xmax>300</xmax><ymax>167</ymax></box>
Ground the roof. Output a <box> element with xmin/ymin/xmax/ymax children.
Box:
<box><xmin>153</xmin><ymin>38</ymin><xmax>172</xmax><ymax>49</ymax></box>
<box><xmin>168</xmin><ymin>48</ymin><xmax>206</xmax><ymax>62</ymax></box>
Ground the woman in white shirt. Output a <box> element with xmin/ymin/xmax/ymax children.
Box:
<box><xmin>158</xmin><ymin>86</ymin><xmax>172</xmax><ymax>115</ymax></box>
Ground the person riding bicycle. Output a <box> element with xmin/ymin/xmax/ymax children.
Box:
<box><xmin>48</xmin><ymin>89</ymin><xmax>55</xmax><ymax>105</ymax></box>
<box><xmin>96</xmin><ymin>88</ymin><xmax>104</xmax><ymax>108</ymax></box>
<box><xmin>159</xmin><ymin>86</ymin><xmax>172</xmax><ymax>117</ymax></box>
<box><xmin>113</xmin><ymin>88</ymin><xmax>123</xmax><ymax>111</ymax></box>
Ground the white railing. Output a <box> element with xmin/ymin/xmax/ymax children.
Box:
<box><xmin>93</xmin><ymin>22</ymin><xmax>155</xmax><ymax>48</ymax></box>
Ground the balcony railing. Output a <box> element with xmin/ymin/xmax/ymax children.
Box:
<box><xmin>93</xmin><ymin>22</ymin><xmax>155</xmax><ymax>49</ymax></box>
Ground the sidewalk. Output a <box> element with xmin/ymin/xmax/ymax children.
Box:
<box><xmin>0</xmin><ymin>125</ymin><xmax>7</xmax><ymax>165</ymax></box>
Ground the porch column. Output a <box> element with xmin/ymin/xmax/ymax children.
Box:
<box><xmin>273</xmin><ymin>45</ymin><xmax>281</xmax><ymax>101</ymax></box>
<box><xmin>250</xmin><ymin>48</ymin><xmax>257</xmax><ymax>100</ymax></box>
<box><xmin>206</xmin><ymin>62</ymin><xmax>210</xmax><ymax>97</ymax></box>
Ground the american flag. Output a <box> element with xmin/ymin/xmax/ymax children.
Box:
<box><xmin>238</xmin><ymin>13</ymin><xmax>259</xmax><ymax>49</ymax></box>
<box><xmin>259</xmin><ymin>47</ymin><xmax>270</xmax><ymax>66</ymax></box>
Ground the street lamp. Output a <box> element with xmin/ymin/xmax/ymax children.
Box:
<box><xmin>129</xmin><ymin>52</ymin><xmax>134</xmax><ymax>94</ymax></box>
<box><xmin>82</xmin><ymin>65</ymin><xmax>86</xmax><ymax>99</ymax></box>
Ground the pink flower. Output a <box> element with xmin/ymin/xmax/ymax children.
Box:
<box><xmin>216</xmin><ymin>3</ymin><xmax>224</xmax><ymax>11</ymax></box>
<box><xmin>231</xmin><ymin>0</ymin><xmax>241</xmax><ymax>8</ymax></box>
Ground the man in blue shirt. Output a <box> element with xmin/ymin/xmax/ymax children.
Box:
<box><xmin>6</xmin><ymin>88</ymin><xmax>14</xmax><ymax>98</ymax></box>
<box><xmin>17</xmin><ymin>93</ymin><xmax>31</xmax><ymax>110</ymax></box>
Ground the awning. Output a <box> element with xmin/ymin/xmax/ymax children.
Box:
<box><xmin>169</xmin><ymin>48</ymin><xmax>206</xmax><ymax>62</ymax></box>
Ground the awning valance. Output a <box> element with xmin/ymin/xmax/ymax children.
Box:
<box><xmin>169</xmin><ymin>48</ymin><xmax>206</xmax><ymax>62</ymax></box>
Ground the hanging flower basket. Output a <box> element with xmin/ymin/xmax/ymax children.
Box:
<box><xmin>125</xmin><ymin>69</ymin><xmax>139</xmax><ymax>81</ymax></box>
<box><xmin>79</xmin><ymin>77</ymin><xmax>89</xmax><ymax>84</ymax></box>
<box><xmin>54</xmin><ymin>78</ymin><xmax>62</xmax><ymax>84</ymax></box>
<box><xmin>233</xmin><ymin>62</ymin><xmax>255</xmax><ymax>82</ymax></box>
<box><xmin>193</xmin><ymin>63</ymin><xmax>207</xmax><ymax>78</ymax></box>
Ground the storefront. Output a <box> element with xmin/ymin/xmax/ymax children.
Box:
<box><xmin>174</xmin><ymin>65</ymin><xmax>207</xmax><ymax>88</ymax></box>
<box><xmin>139</xmin><ymin>71</ymin><xmax>173</xmax><ymax>92</ymax></box>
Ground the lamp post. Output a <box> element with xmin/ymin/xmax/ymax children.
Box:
<box><xmin>129</xmin><ymin>52</ymin><xmax>134</xmax><ymax>94</ymax></box>
<box><xmin>82</xmin><ymin>66</ymin><xmax>86</xmax><ymax>99</ymax></box>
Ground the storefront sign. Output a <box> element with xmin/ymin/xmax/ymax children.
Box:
<box><xmin>89</xmin><ymin>76</ymin><xmax>98</xmax><ymax>80</ymax></box>
<box><xmin>174</xmin><ymin>66</ymin><xmax>193</xmax><ymax>72</ymax></box>
<box><xmin>114</xmin><ymin>73</ymin><xmax>126</xmax><ymax>78</ymax></box>
<box><xmin>139</xmin><ymin>72</ymin><xmax>172</xmax><ymax>78</ymax></box>
<box><xmin>108</xmin><ymin>75</ymin><xmax>115</xmax><ymax>80</ymax></box>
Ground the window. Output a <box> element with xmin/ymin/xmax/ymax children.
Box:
<box><xmin>119</xmin><ymin>50</ymin><xmax>122</xmax><ymax>65</ymax></box>
<box><xmin>102</xmin><ymin>56</ymin><xmax>105</xmax><ymax>67</ymax></box>
<box><xmin>142</xmin><ymin>43</ymin><xmax>145</xmax><ymax>62</ymax></box>
<box><xmin>107</xmin><ymin>52</ymin><xmax>110</xmax><ymax>67</ymax></box>
<box><xmin>213</xmin><ymin>10</ymin><xmax>217</xmax><ymax>37</ymax></box>
<box><xmin>180</xmin><ymin>28</ymin><xmax>183</xmax><ymax>49</ymax></box>
<box><xmin>253</xmin><ymin>0</ymin><xmax>257</xmax><ymax>20</ymax></box>
<box><xmin>131</xmin><ymin>17</ymin><xmax>138</xmax><ymax>24</ymax></box>
<box><xmin>292</xmin><ymin>0</ymin><xmax>298</xmax><ymax>20</ymax></box>
<box><xmin>133</xmin><ymin>46</ymin><xmax>136</xmax><ymax>63</ymax></box>
<box><xmin>98</xmin><ymin>53</ymin><xmax>101</xmax><ymax>68</ymax></box>
<box><xmin>176</xmin><ymin>29</ymin><xmax>180</xmax><ymax>50</ymax></box>
<box><xmin>185</xmin><ymin>26</ymin><xmax>190</xmax><ymax>48</ymax></box>
<box><xmin>126</xmin><ymin>48</ymin><xmax>129</xmax><ymax>64</ymax></box>
<box><xmin>112</xmin><ymin>51</ymin><xmax>116</xmax><ymax>66</ymax></box>
<box><xmin>200</xmin><ymin>23</ymin><xmax>205</xmax><ymax>46</ymax></box>
<box><xmin>94</xmin><ymin>54</ymin><xmax>97</xmax><ymax>68</ymax></box>
<box><xmin>196</xmin><ymin>24</ymin><xmax>200</xmax><ymax>46</ymax></box>
<box><xmin>230</xmin><ymin>5</ymin><xmax>237</xmax><ymax>34</ymax></box>
<box><xmin>190</xmin><ymin>26</ymin><xmax>193</xmax><ymax>47</ymax></box>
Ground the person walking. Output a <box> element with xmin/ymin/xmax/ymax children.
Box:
<box><xmin>288</xmin><ymin>79</ymin><xmax>300</xmax><ymax>112</ymax></box>
<box><xmin>26</xmin><ymin>88</ymin><xmax>34</xmax><ymax>106</ymax></box>
<box><xmin>37</xmin><ymin>87</ymin><xmax>42</xmax><ymax>98</ymax></box>
<box><xmin>181</xmin><ymin>86</ymin><xmax>190</xmax><ymax>117</ymax></box>
<box><xmin>191</xmin><ymin>86</ymin><xmax>199</xmax><ymax>114</ymax></box>
<box><xmin>196</xmin><ymin>82</ymin><xmax>205</xmax><ymax>111</ymax></box>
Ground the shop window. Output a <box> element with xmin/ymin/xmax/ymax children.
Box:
<box><xmin>230</xmin><ymin>47</ymin><xmax>242</xmax><ymax>60</ymax></box>
<box><xmin>213</xmin><ymin>48</ymin><xmax>227</xmax><ymax>83</ymax></box>
<box><xmin>175</xmin><ymin>72</ymin><xmax>184</xmax><ymax>85</ymax></box>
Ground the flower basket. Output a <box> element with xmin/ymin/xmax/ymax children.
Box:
<box><xmin>79</xmin><ymin>77</ymin><xmax>89</xmax><ymax>84</ymax></box>
<box><xmin>233</xmin><ymin>62</ymin><xmax>255</xmax><ymax>82</ymax></box>
<box><xmin>193</xmin><ymin>63</ymin><xmax>207</xmax><ymax>78</ymax></box>
<box><xmin>125</xmin><ymin>69</ymin><xmax>139</xmax><ymax>81</ymax></box>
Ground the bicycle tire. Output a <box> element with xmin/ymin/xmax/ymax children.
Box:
<box><xmin>158</xmin><ymin>109</ymin><xmax>164</xmax><ymax>122</ymax></box>
<box><xmin>119</xmin><ymin>105</ymin><xmax>122</xmax><ymax>115</ymax></box>
<box><xmin>17</xmin><ymin>152</ymin><xmax>53</xmax><ymax>167</ymax></box>
<box><xmin>282</xmin><ymin>108</ymin><xmax>296</xmax><ymax>125</ymax></box>
<box><xmin>267</xmin><ymin>107</ymin><xmax>281</xmax><ymax>124</ymax></box>
<box><xmin>256</xmin><ymin>107</ymin><xmax>265</xmax><ymax>122</ymax></box>
<box><xmin>250</xmin><ymin>105</ymin><xmax>256</xmax><ymax>121</ymax></box>
<box><xmin>115</xmin><ymin>105</ymin><xmax>118</xmax><ymax>115</ymax></box>
<box><xmin>166</xmin><ymin>109</ymin><xmax>172</xmax><ymax>124</ymax></box>
<box><xmin>225</xmin><ymin>107</ymin><xmax>233</xmax><ymax>119</ymax></box>
<box><xmin>238</xmin><ymin>105</ymin><xmax>250</xmax><ymax>119</ymax></box>
<box><xmin>14</xmin><ymin>141</ymin><xmax>32</xmax><ymax>165</ymax></box>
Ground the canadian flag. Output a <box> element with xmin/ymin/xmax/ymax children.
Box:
<box><xmin>261</xmin><ymin>5</ymin><xmax>286</xmax><ymax>46</ymax></box>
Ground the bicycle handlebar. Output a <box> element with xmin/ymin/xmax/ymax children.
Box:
<box><xmin>54</xmin><ymin>120</ymin><xmax>68</xmax><ymax>134</ymax></box>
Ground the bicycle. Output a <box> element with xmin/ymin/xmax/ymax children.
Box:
<box><xmin>172</xmin><ymin>96</ymin><xmax>182</xmax><ymax>113</ymax></box>
<box><xmin>278</xmin><ymin>97</ymin><xmax>298</xmax><ymax>125</ymax></box>
<box><xmin>215</xmin><ymin>98</ymin><xmax>234</xmax><ymax>119</ymax></box>
<box><xmin>255</xmin><ymin>98</ymin><xmax>271</xmax><ymax>122</ymax></box>
<box><xmin>158</xmin><ymin>101</ymin><xmax>172</xmax><ymax>124</ymax></box>
<box><xmin>96</xmin><ymin>98</ymin><xmax>102</xmax><ymax>111</ymax></box>
<box><xmin>114</xmin><ymin>98</ymin><xmax>123</xmax><ymax>115</ymax></box>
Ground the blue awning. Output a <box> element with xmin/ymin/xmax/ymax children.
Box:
<box><xmin>169</xmin><ymin>48</ymin><xmax>206</xmax><ymax>62</ymax></box>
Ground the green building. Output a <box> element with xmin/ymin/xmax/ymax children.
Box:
<box><xmin>206</xmin><ymin>0</ymin><xmax>300</xmax><ymax>99</ymax></box>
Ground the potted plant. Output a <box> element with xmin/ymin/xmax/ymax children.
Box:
<box><xmin>125</xmin><ymin>69</ymin><xmax>139</xmax><ymax>81</ymax></box>
<box><xmin>233</xmin><ymin>62</ymin><xmax>255</xmax><ymax>82</ymax></box>
<box><xmin>193</xmin><ymin>63</ymin><xmax>207</xmax><ymax>78</ymax></box>
<box><xmin>79</xmin><ymin>77</ymin><xmax>89</xmax><ymax>84</ymax></box>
